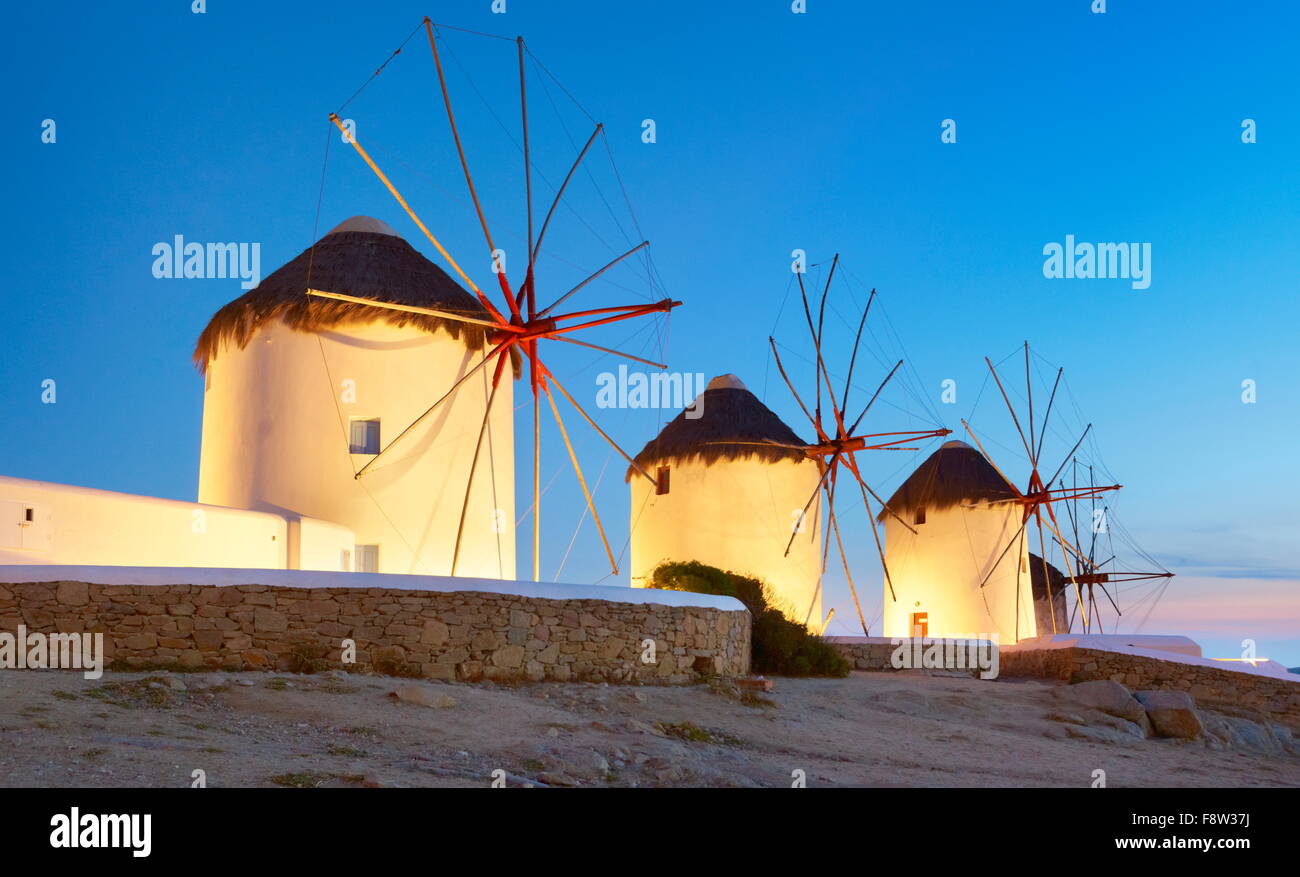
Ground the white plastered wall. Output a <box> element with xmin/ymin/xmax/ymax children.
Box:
<box><xmin>0</xmin><ymin>475</ymin><xmax>352</xmax><ymax>570</ymax></box>
<box><xmin>882</xmin><ymin>500</ymin><xmax>1037</xmax><ymax>643</ymax></box>
<box><xmin>630</xmin><ymin>456</ymin><xmax>824</xmax><ymax>627</ymax></box>
<box><xmin>198</xmin><ymin>318</ymin><xmax>515</xmax><ymax>578</ymax></box>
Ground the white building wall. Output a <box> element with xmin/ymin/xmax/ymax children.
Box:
<box><xmin>198</xmin><ymin>318</ymin><xmax>514</xmax><ymax>578</ymax></box>
<box><xmin>0</xmin><ymin>475</ymin><xmax>352</xmax><ymax>571</ymax></box>
<box><xmin>630</xmin><ymin>456</ymin><xmax>824</xmax><ymax>627</ymax></box>
<box><xmin>882</xmin><ymin>500</ymin><xmax>1037</xmax><ymax>643</ymax></box>
<box><xmin>290</xmin><ymin>517</ymin><xmax>358</xmax><ymax>572</ymax></box>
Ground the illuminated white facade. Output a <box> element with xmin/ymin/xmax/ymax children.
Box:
<box><xmin>197</xmin><ymin>316</ymin><xmax>514</xmax><ymax>577</ymax></box>
<box><xmin>880</xmin><ymin>441</ymin><xmax>1037</xmax><ymax>643</ymax></box>
<box><xmin>196</xmin><ymin>216</ymin><xmax>515</xmax><ymax>577</ymax></box>
<box><xmin>629</xmin><ymin>375</ymin><xmax>825</xmax><ymax>627</ymax></box>
<box><xmin>2</xmin><ymin>216</ymin><xmax>514</xmax><ymax>578</ymax></box>
<box><xmin>0</xmin><ymin>475</ymin><xmax>353</xmax><ymax>570</ymax></box>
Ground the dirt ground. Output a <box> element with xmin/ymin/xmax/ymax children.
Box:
<box><xmin>1</xmin><ymin>668</ymin><xmax>1296</xmax><ymax>788</ymax></box>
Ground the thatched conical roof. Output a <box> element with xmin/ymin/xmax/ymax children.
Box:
<box><xmin>878</xmin><ymin>440</ymin><xmax>1018</xmax><ymax>520</ymax></box>
<box><xmin>626</xmin><ymin>375</ymin><xmax>809</xmax><ymax>480</ymax></box>
<box><xmin>194</xmin><ymin>216</ymin><xmax>493</xmax><ymax>372</ymax></box>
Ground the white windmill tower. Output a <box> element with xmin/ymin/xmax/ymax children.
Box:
<box><xmin>881</xmin><ymin>343</ymin><xmax>1172</xmax><ymax>643</ymax></box>
<box><xmin>628</xmin><ymin>374</ymin><xmax>826</xmax><ymax>626</ymax></box>
<box><xmin>878</xmin><ymin>440</ymin><xmax>1035</xmax><ymax>641</ymax></box>
<box><xmin>195</xmin><ymin>216</ymin><xmax>516</xmax><ymax>578</ymax></box>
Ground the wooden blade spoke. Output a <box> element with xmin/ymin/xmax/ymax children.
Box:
<box><xmin>424</xmin><ymin>19</ymin><xmax>522</xmax><ymax>324</ymax></box>
<box><xmin>828</xmin><ymin>507</ymin><xmax>869</xmax><ymax>634</ymax></box>
<box><xmin>537</xmin><ymin>363</ymin><xmax>658</xmax><ymax>486</ymax></box>
<box><xmin>552</xmin><ymin>336</ymin><xmax>667</xmax><ymax>369</ymax></box>
<box><xmin>816</xmin><ymin>351</ymin><xmax>847</xmax><ymax>439</ymax></box>
<box><xmin>795</xmin><ymin>271</ymin><xmax>823</xmax><ymax>426</ymax></box>
<box><xmin>1033</xmin><ymin>512</ymin><xmax>1058</xmax><ymax>634</ymax></box>
<box><xmin>532</xmin><ymin>124</ymin><xmax>602</xmax><ymax>265</ymax></box>
<box><xmin>328</xmin><ymin>112</ymin><xmax>509</xmax><ymax>327</ymax></box>
<box><xmin>543</xmin><ymin>382</ymin><xmax>618</xmax><ymax>577</ymax></box>
<box><xmin>769</xmin><ymin>337</ymin><xmax>832</xmax><ymax>444</ymax></box>
<box><xmin>857</xmin><ymin>484</ymin><xmax>897</xmax><ymax>604</ymax></box>
<box><xmin>1061</xmin><ymin>466</ymin><xmax>1081</xmax><ymax>555</ymax></box>
<box><xmin>1035</xmin><ymin>367</ymin><xmax>1064</xmax><ymax>464</ymax></box>
<box><xmin>785</xmin><ymin>452</ymin><xmax>836</xmax><ymax>557</ymax></box>
<box><xmin>849</xmin><ymin>429</ymin><xmax>949</xmax><ymax>451</ymax></box>
<box><xmin>1098</xmin><ymin>582</ymin><xmax>1122</xmax><ymax>616</ymax></box>
<box><xmin>537</xmin><ymin>241</ymin><xmax>649</xmax><ymax>318</ymax></box>
<box><xmin>517</xmin><ymin>36</ymin><xmax>536</xmax><ymax>319</ymax></box>
<box><xmin>847</xmin><ymin>360</ymin><xmax>903</xmax><ymax>435</ymax></box>
<box><xmin>975</xmin><ymin>518</ymin><xmax>1029</xmax><ymax>590</ymax></box>
<box><xmin>841</xmin><ymin>452</ymin><xmax>916</xmax><ymax>535</ymax></box>
<box><xmin>514</xmin><ymin>42</ymin><xmax>536</xmax><ymax>309</ymax></box>
<box><xmin>984</xmin><ymin>356</ymin><xmax>1035</xmax><ymax>466</ymax></box>
<box><xmin>815</xmin><ymin>255</ymin><xmax>839</xmax><ymax>405</ymax></box>
<box><xmin>698</xmin><ymin>440</ymin><xmax>810</xmax><ymax>451</ymax></box>
<box><xmin>1045</xmin><ymin>518</ymin><xmax>1104</xmax><ymax>574</ymax></box>
<box><xmin>544</xmin><ymin>304</ymin><xmax>677</xmax><ymax>339</ymax></box>
<box><xmin>1045</xmin><ymin>424</ymin><xmax>1093</xmax><ymax>488</ymax></box>
<box><xmin>546</xmin><ymin>300</ymin><xmax>672</xmax><ymax>323</ymax></box>
<box><xmin>357</xmin><ymin>339</ymin><xmax>512</xmax><ymax>478</ymax></box>
<box><xmin>821</xmin><ymin>467</ymin><xmax>863</xmax><ymax>631</ymax></box>
<box><xmin>450</xmin><ymin>357</ymin><xmax>508</xmax><ymax>575</ymax></box>
<box><xmin>531</xmin><ymin>345</ymin><xmax>541</xmax><ymax>581</ymax></box>
<box><xmin>960</xmin><ymin>420</ymin><xmax>1026</xmax><ymax>500</ymax></box>
<box><xmin>1040</xmin><ymin>503</ymin><xmax>1089</xmax><ymax>632</ymax></box>
<box><xmin>818</xmin><ymin>466</ymin><xmax>837</xmax><ymax>582</ymax></box>
<box><xmin>812</xmin><ymin>255</ymin><xmax>840</xmax><ymax>426</ymax></box>
<box><xmin>1024</xmin><ymin>342</ymin><xmax>1036</xmax><ymax>467</ymax></box>
<box><xmin>842</xmin><ymin>289</ymin><xmax>875</xmax><ymax>414</ymax></box>
<box><xmin>306</xmin><ymin>289</ymin><xmax>512</xmax><ymax>331</ymax></box>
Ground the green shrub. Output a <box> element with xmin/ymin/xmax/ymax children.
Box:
<box><xmin>649</xmin><ymin>561</ymin><xmax>850</xmax><ymax>678</ymax></box>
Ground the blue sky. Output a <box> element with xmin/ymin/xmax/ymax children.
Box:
<box><xmin>3</xmin><ymin>1</ymin><xmax>1297</xmax><ymax>664</ymax></box>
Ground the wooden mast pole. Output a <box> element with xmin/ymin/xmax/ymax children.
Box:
<box><xmin>328</xmin><ymin>113</ymin><xmax>507</xmax><ymax>325</ymax></box>
<box><xmin>451</xmin><ymin>354</ymin><xmax>510</xmax><ymax>575</ymax></box>
<box><xmin>424</xmin><ymin>19</ymin><xmax>522</xmax><ymax>322</ymax></box>
<box><xmin>544</xmin><ymin>381</ymin><xmax>619</xmax><ymax>576</ymax></box>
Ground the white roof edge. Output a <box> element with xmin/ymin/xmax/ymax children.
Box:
<box><xmin>1004</xmin><ymin>634</ymin><xmax>1297</xmax><ymax>682</ymax></box>
<box><xmin>0</xmin><ymin>474</ymin><xmax>285</xmax><ymax>518</ymax></box>
<box><xmin>325</xmin><ymin>215</ymin><xmax>400</xmax><ymax>237</ymax></box>
<box><xmin>706</xmin><ymin>374</ymin><xmax>748</xmax><ymax>391</ymax></box>
<box><xmin>0</xmin><ymin>565</ymin><xmax>748</xmax><ymax>613</ymax></box>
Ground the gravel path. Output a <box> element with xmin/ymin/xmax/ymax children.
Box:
<box><xmin>1</xmin><ymin>669</ymin><xmax>1296</xmax><ymax>788</ymax></box>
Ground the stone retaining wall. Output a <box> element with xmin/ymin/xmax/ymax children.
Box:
<box><xmin>827</xmin><ymin>637</ymin><xmax>992</xmax><ymax>677</ymax></box>
<box><xmin>831</xmin><ymin>640</ymin><xmax>901</xmax><ymax>672</ymax></box>
<box><xmin>0</xmin><ymin>580</ymin><xmax>751</xmax><ymax>684</ymax></box>
<box><xmin>1001</xmin><ymin>646</ymin><xmax>1300</xmax><ymax>727</ymax></box>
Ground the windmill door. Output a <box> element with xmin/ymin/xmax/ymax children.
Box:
<box><xmin>0</xmin><ymin>501</ymin><xmax>29</xmax><ymax>549</ymax></box>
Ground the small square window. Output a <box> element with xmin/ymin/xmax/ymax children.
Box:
<box><xmin>24</xmin><ymin>507</ymin><xmax>34</xmax><ymax>523</ymax></box>
<box><xmin>349</xmin><ymin>419</ymin><xmax>381</xmax><ymax>455</ymax></box>
<box><xmin>914</xmin><ymin>506</ymin><xmax>926</xmax><ymax>525</ymax></box>
<box><xmin>655</xmin><ymin>466</ymin><xmax>670</xmax><ymax>495</ymax></box>
<box><xmin>356</xmin><ymin>544</ymin><xmax>379</xmax><ymax>573</ymax></box>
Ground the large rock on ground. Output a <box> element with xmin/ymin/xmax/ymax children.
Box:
<box><xmin>387</xmin><ymin>684</ymin><xmax>456</xmax><ymax>709</ymax></box>
<box><xmin>1134</xmin><ymin>690</ymin><xmax>1204</xmax><ymax>739</ymax></box>
<box><xmin>1201</xmin><ymin>714</ymin><xmax>1300</xmax><ymax>754</ymax></box>
<box><xmin>1056</xmin><ymin>680</ymin><xmax>1150</xmax><ymax>734</ymax></box>
<box><xmin>1047</xmin><ymin>723</ymin><xmax>1143</xmax><ymax>745</ymax></box>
